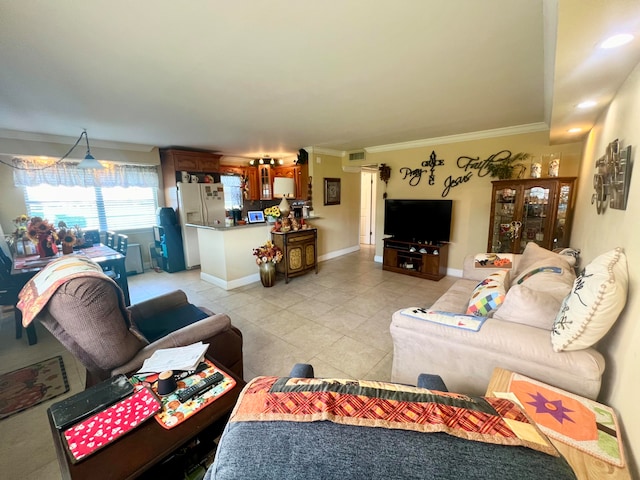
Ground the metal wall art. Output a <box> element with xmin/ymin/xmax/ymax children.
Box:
<box><xmin>592</xmin><ymin>139</ymin><xmax>633</xmax><ymax>214</ymax></box>
<box><xmin>399</xmin><ymin>150</ymin><xmax>445</xmax><ymax>188</ymax></box>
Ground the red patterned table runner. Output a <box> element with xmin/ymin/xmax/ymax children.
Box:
<box><xmin>63</xmin><ymin>386</ymin><xmax>161</xmax><ymax>463</ymax></box>
<box><xmin>232</xmin><ymin>376</ymin><xmax>558</xmax><ymax>457</ymax></box>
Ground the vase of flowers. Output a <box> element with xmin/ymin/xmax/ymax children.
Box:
<box><xmin>263</xmin><ymin>206</ymin><xmax>281</xmax><ymax>224</ymax></box>
<box><xmin>57</xmin><ymin>221</ymin><xmax>83</xmax><ymax>254</ymax></box>
<box><xmin>10</xmin><ymin>214</ymin><xmax>33</xmax><ymax>256</ymax></box>
<box><xmin>252</xmin><ymin>240</ymin><xmax>283</xmax><ymax>287</ymax></box>
<box><xmin>25</xmin><ymin>216</ymin><xmax>58</xmax><ymax>258</ymax></box>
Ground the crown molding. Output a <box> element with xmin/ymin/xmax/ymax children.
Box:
<box><xmin>309</xmin><ymin>147</ymin><xmax>345</xmax><ymax>157</ymax></box>
<box><xmin>365</xmin><ymin>123</ymin><xmax>549</xmax><ymax>153</ymax></box>
<box><xmin>0</xmin><ymin>128</ymin><xmax>156</xmax><ymax>152</ymax></box>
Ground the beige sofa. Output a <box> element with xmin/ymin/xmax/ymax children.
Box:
<box><xmin>390</xmin><ymin>245</ymin><xmax>606</xmax><ymax>400</ymax></box>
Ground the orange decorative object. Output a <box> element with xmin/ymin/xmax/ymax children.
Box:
<box><xmin>509</xmin><ymin>379</ymin><xmax>596</xmax><ymax>441</ymax></box>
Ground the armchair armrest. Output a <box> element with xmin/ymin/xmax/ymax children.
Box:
<box><xmin>112</xmin><ymin>312</ymin><xmax>233</xmax><ymax>376</ymax></box>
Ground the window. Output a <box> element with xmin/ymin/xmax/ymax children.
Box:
<box><xmin>24</xmin><ymin>185</ymin><xmax>158</xmax><ymax>231</ymax></box>
<box><xmin>220</xmin><ymin>175</ymin><xmax>243</xmax><ymax>210</ymax></box>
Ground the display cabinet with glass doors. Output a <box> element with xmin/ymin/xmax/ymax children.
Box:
<box><xmin>487</xmin><ymin>177</ymin><xmax>576</xmax><ymax>254</ymax></box>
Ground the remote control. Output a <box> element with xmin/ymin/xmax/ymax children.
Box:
<box><xmin>178</xmin><ymin>372</ymin><xmax>224</xmax><ymax>403</ymax></box>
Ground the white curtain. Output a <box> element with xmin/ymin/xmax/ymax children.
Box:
<box><xmin>12</xmin><ymin>157</ymin><xmax>159</xmax><ymax>188</ymax></box>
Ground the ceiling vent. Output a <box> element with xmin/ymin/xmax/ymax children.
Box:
<box><xmin>349</xmin><ymin>151</ymin><xmax>366</xmax><ymax>161</ymax></box>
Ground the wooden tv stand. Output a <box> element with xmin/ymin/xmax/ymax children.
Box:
<box><xmin>382</xmin><ymin>238</ymin><xmax>448</xmax><ymax>281</ymax></box>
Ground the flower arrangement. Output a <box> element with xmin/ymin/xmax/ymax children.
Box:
<box><xmin>252</xmin><ymin>240</ymin><xmax>283</xmax><ymax>265</ymax></box>
<box><xmin>263</xmin><ymin>206</ymin><xmax>281</xmax><ymax>219</ymax></box>
<box><xmin>25</xmin><ymin>216</ymin><xmax>58</xmax><ymax>245</ymax></box>
<box><xmin>14</xmin><ymin>215</ymin><xmax>59</xmax><ymax>257</ymax></box>
<box><xmin>57</xmin><ymin>221</ymin><xmax>84</xmax><ymax>249</ymax></box>
<box><xmin>12</xmin><ymin>214</ymin><xmax>29</xmax><ymax>240</ymax></box>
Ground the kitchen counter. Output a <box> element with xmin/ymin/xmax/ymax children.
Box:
<box><xmin>185</xmin><ymin>222</ymin><xmax>271</xmax><ymax>231</ymax></box>
<box><xmin>186</xmin><ymin>223</ymin><xmax>273</xmax><ymax>290</ymax></box>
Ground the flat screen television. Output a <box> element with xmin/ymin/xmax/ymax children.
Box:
<box><xmin>384</xmin><ymin>199</ymin><xmax>453</xmax><ymax>243</ymax></box>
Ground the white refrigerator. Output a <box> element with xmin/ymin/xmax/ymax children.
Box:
<box><xmin>177</xmin><ymin>181</ymin><xmax>226</xmax><ymax>269</ymax></box>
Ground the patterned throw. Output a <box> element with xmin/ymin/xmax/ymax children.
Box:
<box><xmin>17</xmin><ymin>256</ymin><xmax>121</xmax><ymax>327</ymax></box>
<box><xmin>0</xmin><ymin>356</ymin><xmax>69</xmax><ymax>420</ymax></box>
<box><xmin>507</xmin><ymin>373</ymin><xmax>625</xmax><ymax>467</ymax></box>
<box><xmin>401</xmin><ymin>307</ymin><xmax>486</xmax><ymax>331</ymax></box>
<box><xmin>63</xmin><ymin>386</ymin><xmax>161</xmax><ymax>463</ymax></box>
<box><xmin>474</xmin><ymin>253</ymin><xmax>514</xmax><ymax>269</ymax></box>
<box><xmin>131</xmin><ymin>360</ymin><xmax>236</xmax><ymax>429</ymax></box>
<box><xmin>231</xmin><ymin>376</ymin><xmax>558</xmax><ymax>457</ymax></box>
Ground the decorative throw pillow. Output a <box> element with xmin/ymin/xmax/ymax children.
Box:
<box><xmin>551</xmin><ymin>248</ymin><xmax>628</xmax><ymax>352</ymax></box>
<box><xmin>512</xmin><ymin>259</ymin><xmax>576</xmax><ymax>289</ymax></box>
<box><xmin>466</xmin><ymin>270</ymin><xmax>510</xmax><ymax>317</ymax></box>
<box><xmin>512</xmin><ymin>242</ymin><xmax>576</xmax><ymax>279</ymax></box>
<box><xmin>493</xmin><ymin>284</ymin><xmax>572</xmax><ymax>330</ymax></box>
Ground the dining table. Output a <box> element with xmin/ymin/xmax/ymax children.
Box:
<box><xmin>11</xmin><ymin>243</ymin><xmax>131</xmax><ymax>306</ymax></box>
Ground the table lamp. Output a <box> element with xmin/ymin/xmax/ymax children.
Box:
<box><xmin>273</xmin><ymin>177</ymin><xmax>295</xmax><ymax>218</ymax></box>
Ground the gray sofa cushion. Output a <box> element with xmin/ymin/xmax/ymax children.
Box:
<box><xmin>206</xmin><ymin>420</ymin><xmax>576</xmax><ymax>480</ymax></box>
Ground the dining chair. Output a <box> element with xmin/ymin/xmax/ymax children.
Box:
<box><xmin>116</xmin><ymin>234</ymin><xmax>128</xmax><ymax>255</ymax></box>
<box><xmin>0</xmin><ymin>247</ymin><xmax>37</xmax><ymax>345</ymax></box>
<box><xmin>105</xmin><ymin>231</ymin><xmax>116</xmax><ymax>248</ymax></box>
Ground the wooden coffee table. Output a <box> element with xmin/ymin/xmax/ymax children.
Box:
<box><xmin>48</xmin><ymin>362</ymin><xmax>245</xmax><ymax>480</ymax></box>
<box><xmin>486</xmin><ymin>367</ymin><xmax>630</xmax><ymax>480</ymax></box>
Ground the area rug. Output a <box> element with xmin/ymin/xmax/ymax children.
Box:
<box><xmin>0</xmin><ymin>356</ymin><xmax>70</xmax><ymax>420</ymax></box>
<box><xmin>507</xmin><ymin>372</ymin><xmax>624</xmax><ymax>467</ymax></box>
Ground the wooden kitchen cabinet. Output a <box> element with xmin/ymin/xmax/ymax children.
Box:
<box><xmin>218</xmin><ymin>165</ymin><xmax>245</xmax><ymax>176</ymax></box>
<box><xmin>259</xmin><ymin>165</ymin><xmax>273</xmax><ymax>200</ymax></box>
<box><xmin>487</xmin><ymin>177</ymin><xmax>576</xmax><ymax>254</ymax></box>
<box><xmin>272</xmin><ymin>228</ymin><xmax>318</xmax><ymax>283</ymax></box>
<box><xmin>272</xmin><ymin>165</ymin><xmax>305</xmax><ymax>199</ymax></box>
<box><xmin>246</xmin><ymin>167</ymin><xmax>260</xmax><ymax>200</ymax></box>
<box><xmin>160</xmin><ymin>148</ymin><xmax>222</xmax><ymax>211</ymax></box>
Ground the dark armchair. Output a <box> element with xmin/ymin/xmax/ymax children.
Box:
<box><xmin>29</xmin><ymin>272</ymin><xmax>242</xmax><ymax>387</ymax></box>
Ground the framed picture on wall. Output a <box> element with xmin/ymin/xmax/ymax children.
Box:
<box><xmin>324</xmin><ymin>178</ymin><xmax>341</xmax><ymax>205</ymax></box>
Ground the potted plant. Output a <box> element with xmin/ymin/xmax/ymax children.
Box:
<box><xmin>486</xmin><ymin>152</ymin><xmax>531</xmax><ymax>180</ymax></box>
<box><xmin>252</xmin><ymin>240</ymin><xmax>283</xmax><ymax>287</ymax></box>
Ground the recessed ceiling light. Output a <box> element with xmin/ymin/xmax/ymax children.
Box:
<box><xmin>600</xmin><ymin>33</ymin><xmax>634</xmax><ymax>49</ymax></box>
<box><xmin>567</xmin><ymin>128</ymin><xmax>582</xmax><ymax>133</ymax></box>
<box><xmin>577</xmin><ymin>100</ymin><xmax>597</xmax><ymax>109</ymax></box>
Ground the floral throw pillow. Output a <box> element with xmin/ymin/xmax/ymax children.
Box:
<box><xmin>466</xmin><ymin>270</ymin><xmax>510</xmax><ymax>317</ymax></box>
<box><xmin>551</xmin><ymin>248</ymin><xmax>628</xmax><ymax>352</ymax></box>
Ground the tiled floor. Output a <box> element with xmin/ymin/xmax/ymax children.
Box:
<box><xmin>0</xmin><ymin>245</ymin><xmax>456</xmax><ymax>479</ymax></box>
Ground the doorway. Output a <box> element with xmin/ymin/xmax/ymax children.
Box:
<box><xmin>359</xmin><ymin>168</ymin><xmax>377</xmax><ymax>245</ymax></box>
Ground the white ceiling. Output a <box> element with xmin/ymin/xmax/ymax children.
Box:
<box><xmin>1</xmin><ymin>0</ymin><xmax>639</xmax><ymax>159</ymax></box>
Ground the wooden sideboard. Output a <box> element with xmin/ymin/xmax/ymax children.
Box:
<box><xmin>272</xmin><ymin>228</ymin><xmax>318</xmax><ymax>283</ymax></box>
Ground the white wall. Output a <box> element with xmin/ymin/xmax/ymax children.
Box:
<box><xmin>570</xmin><ymin>60</ymin><xmax>640</xmax><ymax>478</ymax></box>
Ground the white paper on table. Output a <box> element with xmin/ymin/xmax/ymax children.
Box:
<box><xmin>137</xmin><ymin>342</ymin><xmax>209</xmax><ymax>373</ymax></box>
